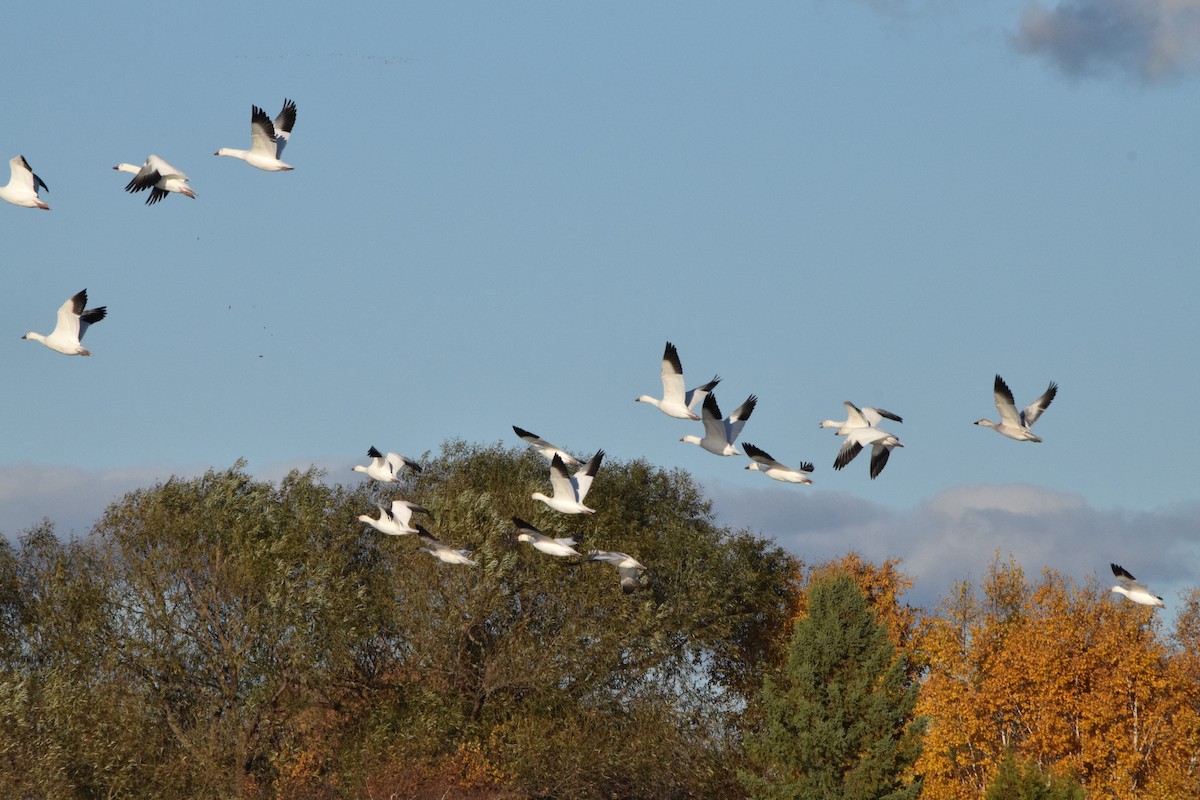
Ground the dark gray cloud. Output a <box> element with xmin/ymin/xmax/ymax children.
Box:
<box><xmin>1015</xmin><ymin>0</ymin><xmax>1200</xmax><ymax>82</ymax></box>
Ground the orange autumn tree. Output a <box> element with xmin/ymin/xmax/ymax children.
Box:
<box><xmin>916</xmin><ymin>555</ymin><xmax>1200</xmax><ymax>800</ymax></box>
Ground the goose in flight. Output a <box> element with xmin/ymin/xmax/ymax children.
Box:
<box><xmin>416</xmin><ymin>526</ymin><xmax>477</xmax><ymax>566</ymax></box>
<box><xmin>0</xmin><ymin>155</ymin><xmax>49</xmax><ymax>209</ymax></box>
<box><xmin>22</xmin><ymin>289</ymin><xmax>106</xmax><ymax>356</ymax></box>
<box><xmin>532</xmin><ymin>450</ymin><xmax>604</xmax><ymax>514</ymax></box>
<box><xmin>975</xmin><ymin>375</ymin><xmax>1057</xmax><ymax>442</ymax></box>
<box><xmin>513</xmin><ymin>426</ymin><xmax>581</xmax><ymax>467</ymax></box>
<box><xmin>114</xmin><ymin>155</ymin><xmax>195</xmax><ymax>204</ymax></box>
<box><xmin>819</xmin><ymin>402</ymin><xmax>903</xmax><ymax>435</ymax></box>
<box><xmin>636</xmin><ymin>341</ymin><xmax>720</xmax><ymax>420</ymax></box>
<box><xmin>742</xmin><ymin>443</ymin><xmax>814</xmax><ymax>484</ymax></box>
<box><xmin>358</xmin><ymin>499</ymin><xmax>427</xmax><ymax>536</ymax></box>
<box><xmin>215</xmin><ymin>98</ymin><xmax>297</xmax><ymax>171</ymax></box>
<box><xmin>352</xmin><ymin>447</ymin><xmax>422</xmax><ymax>482</ymax></box>
<box><xmin>1110</xmin><ymin>563</ymin><xmax>1165</xmax><ymax>608</ymax></box>
<box><xmin>587</xmin><ymin>550</ymin><xmax>646</xmax><ymax>594</ymax></box>
<box><xmin>681</xmin><ymin>393</ymin><xmax>757</xmax><ymax>456</ymax></box>
<box><xmin>832</xmin><ymin>425</ymin><xmax>903</xmax><ymax>479</ymax></box>
<box><xmin>513</xmin><ymin>517</ymin><xmax>583</xmax><ymax>557</ymax></box>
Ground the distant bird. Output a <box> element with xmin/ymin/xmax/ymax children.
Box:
<box><xmin>587</xmin><ymin>550</ymin><xmax>646</xmax><ymax>594</ymax></box>
<box><xmin>352</xmin><ymin>447</ymin><xmax>421</xmax><ymax>482</ymax></box>
<box><xmin>415</xmin><ymin>526</ymin><xmax>477</xmax><ymax>566</ymax></box>
<box><xmin>0</xmin><ymin>155</ymin><xmax>49</xmax><ymax>209</ymax></box>
<box><xmin>819</xmin><ymin>402</ymin><xmax>903</xmax><ymax>435</ymax></box>
<box><xmin>114</xmin><ymin>155</ymin><xmax>195</xmax><ymax>204</ymax></box>
<box><xmin>22</xmin><ymin>289</ymin><xmax>106</xmax><ymax>356</ymax></box>
<box><xmin>681</xmin><ymin>393</ymin><xmax>757</xmax><ymax>456</ymax></box>
<box><xmin>975</xmin><ymin>375</ymin><xmax>1057</xmax><ymax>442</ymax></box>
<box><xmin>1110</xmin><ymin>563</ymin><xmax>1165</xmax><ymax>608</ymax></box>
<box><xmin>532</xmin><ymin>450</ymin><xmax>604</xmax><ymax>514</ymax></box>
<box><xmin>215</xmin><ymin>98</ymin><xmax>297</xmax><ymax>171</ymax></box>
<box><xmin>832</xmin><ymin>425</ymin><xmax>903</xmax><ymax>479</ymax></box>
<box><xmin>742</xmin><ymin>443</ymin><xmax>814</xmax><ymax>485</ymax></box>
<box><xmin>513</xmin><ymin>517</ymin><xmax>583</xmax><ymax>557</ymax></box>
<box><xmin>513</xmin><ymin>426</ymin><xmax>581</xmax><ymax>467</ymax></box>
<box><xmin>358</xmin><ymin>499</ymin><xmax>427</xmax><ymax>536</ymax></box>
<box><xmin>636</xmin><ymin>341</ymin><xmax>720</xmax><ymax>420</ymax></box>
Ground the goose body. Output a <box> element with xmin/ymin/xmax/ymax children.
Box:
<box><xmin>532</xmin><ymin>450</ymin><xmax>604</xmax><ymax>514</ymax></box>
<box><xmin>416</xmin><ymin>526</ymin><xmax>477</xmax><ymax>566</ymax></box>
<box><xmin>743</xmin><ymin>443</ymin><xmax>814</xmax><ymax>484</ymax></box>
<box><xmin>1110</xmin><ymin>563</ymin><xmax>1165</xmax><ymax>607</ymax></box>
<box><xmin>513</xmin><ymin>517</ymin><xmax>583</xmax><ymax>557</ymax></box>
<box><xmin>215</xmin><ymin>99</ymin><xmax>297</xmax><ymax>171</ymax></box>
<box><xmin>975</xmin><ymin>375</ymin><xmax>1057</xmax><ymax>442</ymax></box>
<box><xmin>358</xmin><ymin>499</ymin><xmax>427</xmax><ymax>536</ymax></box>
<box><xmin>587</xmin><ymin>550</ymin><xmax>646</xmax><ymax>594</ymax></box>
<box><xmin>513</xmin><ymin>426</ymin><xmax>581</xmax><ymax>467</ymax></box>
<box><xmin>114</xmin><ymin>155</ymin><xmax>195</xmax><ymax>204</ymax></box>
<box><xmin>0</xmin><ymin>155</ymin><xmax>49</xmax><ymax>209</ymax></box>
<box><xmin>819</xmin><ymin>402</ymin><xmax>903</xmax><ymax>435</ymax></box>
<box><xmin>636</xmin><ymin>341</ymin><xmax>720</xmax><ymax>420</ymax></box>
<box><xmin>22</xmin><ymin>289</ymin><xmax>106</xmax><ymax>356</ymax></box>
<box><xmin>681</xmin><ymin>393</ymin><xmax>757</xmax><ymax>456</ymax></box>
<box><xmin>832</xmin><ymin>425</ymin><xmax>903</xmax><ymax>479</ymax></box>
<box><xmin>352</xmin><ymin>447</ymin><xmax>422</xmax><ymax>482</ymax></box>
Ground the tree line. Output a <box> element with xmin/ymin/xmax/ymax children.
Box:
<box><xmin>1</xmin><ymin>441</ymin><xmax>1197</xmax><ymax>799</ymax></box>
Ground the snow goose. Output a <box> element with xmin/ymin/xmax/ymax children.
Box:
<box><xmin>358</xmin><ymin>499</ymin><xmax>428</xmax><ymax>536</ymax></box>
<box><xmin>114</xmin><ymin>155</ymin><xmax>195</xmax><ymax>204</ymax></box>
<box><xmin>819</xmin><ymin>402</ymin><xmax>903</xmax><ymax>434</ymax></box>
<box><xmin>513</xmin><ymin>425</ymin><xmax>581</xmax><ymax>467</ymax></box>
<box><xmin>513</xmin><ymin>517</ymin><xmax>583</xmax><ymax>557</ymax></box>
<box><xmin>681</xmin><ymin>393</ymin><xmax>757</xmax><ymax>456</ymax></box>
<box><xmin>743</xmin><ymin>443</ymin><xmax>814</xmax><ymax>485</ymax></box>
<box><xmin>0</xmin><ymin>155</ymin><xmax>49</xmax><ymax>209</ymax></box>
<box><xmin>635</xmin><ymin>341</ymin><xmax>720</xmax><ymax>420</ymax></box>
<box><xmin>415</xmin><ymin>525</ymin><xmax>477</xmax><ymax>566</ymax></box>
<box><xmin>975</xmin><ymin>375</ymin><xmax>1057</xmax><ymax>442</ymax></box>
<box><xmin>215</xmin><ymin>99</ymin><xmax>297</xmax><ymax>171</ymax></box>
<box><xmin>1110</xmin><ymin>563</ymin><xmax>1165</xmax><ymax>608</ymax></box>
<box><xmin>532</xmin><ymin>450</ymin><xmax>604</xmax><ymax>515</ymax></box>
<box><xmin>832</xmin><ymin>425</ymin><xmax>903</xmax><ymax>479</ymax></box>
<box><xmin>22</xmin><ymin>289</ymin><xmax>106</xmax><ymax>356</ymax></box>
<box><xmin>587</xmin><ymin>550</ymin><xmax>646</xmax><ymax>594</ymax></box>
<box><xmin>352</xmin><ymin>446</ymin><xmax>422</xmax><ymax>482</ymax></box>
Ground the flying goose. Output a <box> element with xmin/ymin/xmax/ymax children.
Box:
<box><xmin>587</xmin><ymin>550</ymin><xmax>647</xmax><ymax>594</ymax></box>
<box><xmin>832</xmin><ymin>425</ymin><xmax>903</xmax><ymax>479</ymax></box>
<box><xmin>513</xmin><ymin>426</ymin><xmax>581</xmax><ymax>467</ymax></box>
<box><xmin>532</xmin><ymin>450</ymin><xmax>604</xmax><ymax>514</ymax></box>
<box><xmin>0</xmin><ymin>155</ymin><xmax>49</xmax><ymax>209</ymax></box>
<box><xmin>513</xmin><ymin>517</ymin><xmax>583</xmax><ymax>557</ymax></box>
<box><xmin>681</xmin><ymin>393</ymin><xmax>757</xmax><ymax>456</ymax></box>
<box><xmin>1110</xmin><ymin>563</ymin><xmax>1165</xmax><ymax>608</ymax></box>
<box><xmin>22</xmin><ymin>289</ymin><xmax>106</xmax><ymax>356</ymax></box>
<box><xmin>819</xmin><ymin>402</ymin><xmax>903</xmax><ymax>435</ymax></box>
<box><xmin>358</xmin><ymin>499</ymin><xmax>428</xmax><ymax>536</ymax></box>
<box><xmin>742</xmin><ymin>443</ymin><xmax>814</xmax><ymax>484</ymax></box>
<box><xmin>635</xmin><ymin>341</ymin><xmax>720</xmax><ymax>420</ymax></box>
<box><xmin>352</xmin><ymin>447</ymin><xmax>422</xmax><ymax>482</ymax></box>
<box><xmin>975</xmin><ymin>375</ymin><xmax>1057</xmax><ymax>442</ymax></box>
<box><xmin>415</xmin><ymin>526</ymin><xmax>477</xmax><ymax>566</ymax></box>
<box><xmin>114</xmin><ymin>155</ymin><xmax>195</xmax><ymax>204</ymax></box>
<box><xmin>215</xmin><ymin>99</ymin><xmax>297</xmax><ymax>171</ymax></box>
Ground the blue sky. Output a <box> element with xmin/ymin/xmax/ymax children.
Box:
<box><xmin>4</xmin><ymin>1</ymin><xmax>1198</xmax><ymax>612</ymax></box>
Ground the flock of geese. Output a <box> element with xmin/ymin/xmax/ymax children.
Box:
<box><xmin>9</xmin><ymin>100</ymin><xmax>1165</xmax><ymax>606</ymax></box>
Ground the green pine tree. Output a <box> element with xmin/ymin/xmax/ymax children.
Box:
<box><xmin>985</xmin><ymin>751</ymin><xmax>1086</xmax><ymax>800</ymax></box>
<box><xmin>740</xmin><ymin>573</ymin><xmax>924</xmax><ymax>800</ymax></box>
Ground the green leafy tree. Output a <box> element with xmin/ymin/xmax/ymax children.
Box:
<box><xmin>740</xmin><ymin>573</ymin><xmax>923</xmax><ymax>800</ymax></box>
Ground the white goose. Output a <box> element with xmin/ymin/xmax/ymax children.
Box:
<box><xmin>513</xmin><ymin>426</ymin><xmax>581</xmax><ymax>467</ymax></box>
<box><xmin>832</xmin><ymin>425</ymin><xmax>903</xmax><ymax>479</ymax></box>
<box><xmin>416</xmin><ymin>526</ymin><xmax>477</xmax><ymax>566</ymax></box>
<box><xmin>22</xmin><ymin>289</ymin><xmax>106</xmax><ymax>356</ymax></box>
<box><xmin>114</xmin><ymin>155</ymin><xmax>195</xmax><ymax>204</ymax></box>
<box><xmin>975</xmin><ymin>375</ymin><xmax>1057</xmax><ymax>442</ymax></box>
<box><xmin>215</xmin><ymin>99</ymin><xmax>297</xmax><ymax>171</ymax></box>
<box><xmin>635</xmin><ymin>341</ymin><xmax>720</xmax><ymax>420</ymax></box>
<box><xmin>532</xmin><ymin>450</ymin><xmax>604</xmax><ymax>515</ymax></box>
<box><xmin>352</xmin><ymin>447</ymin><xmax>422</xmax><ymax>482</ymax></box>
<box><xmin>0</xmin><ymin>155</ymin><xmax>49</xmax><ymax>209</ymax></box>
<box><xmin>513</xmin><ymin>517</ymin><xmax>583</xmax><ymax>557</ymax></box>
<box><xmin>587</xmin><ymin>550</ymin><xmax>646</xmax><ymax>594</ymax></box>
<box><xmin>681</xmin><ymin>393</ymin><xmax>757</xmax><ymax>456</ymax></box>
<box><xmin>819</xmin><ymin>402</ymin><xmax>903</xmax><ymax>435</ymax></box>
<box><xmin>358</xmin><ymin>499</ymin><xmax>427</xmax><ymax>536</ymax></box>
<box><xmin>743</xmin><ymin>443</ymin><xmax>814</xmax><ymax>485</ymax></box>
<box><xmin>1110</xmin><ymin>563</ymin><xmax>1165</xmax><ymax>608</ymax></box>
